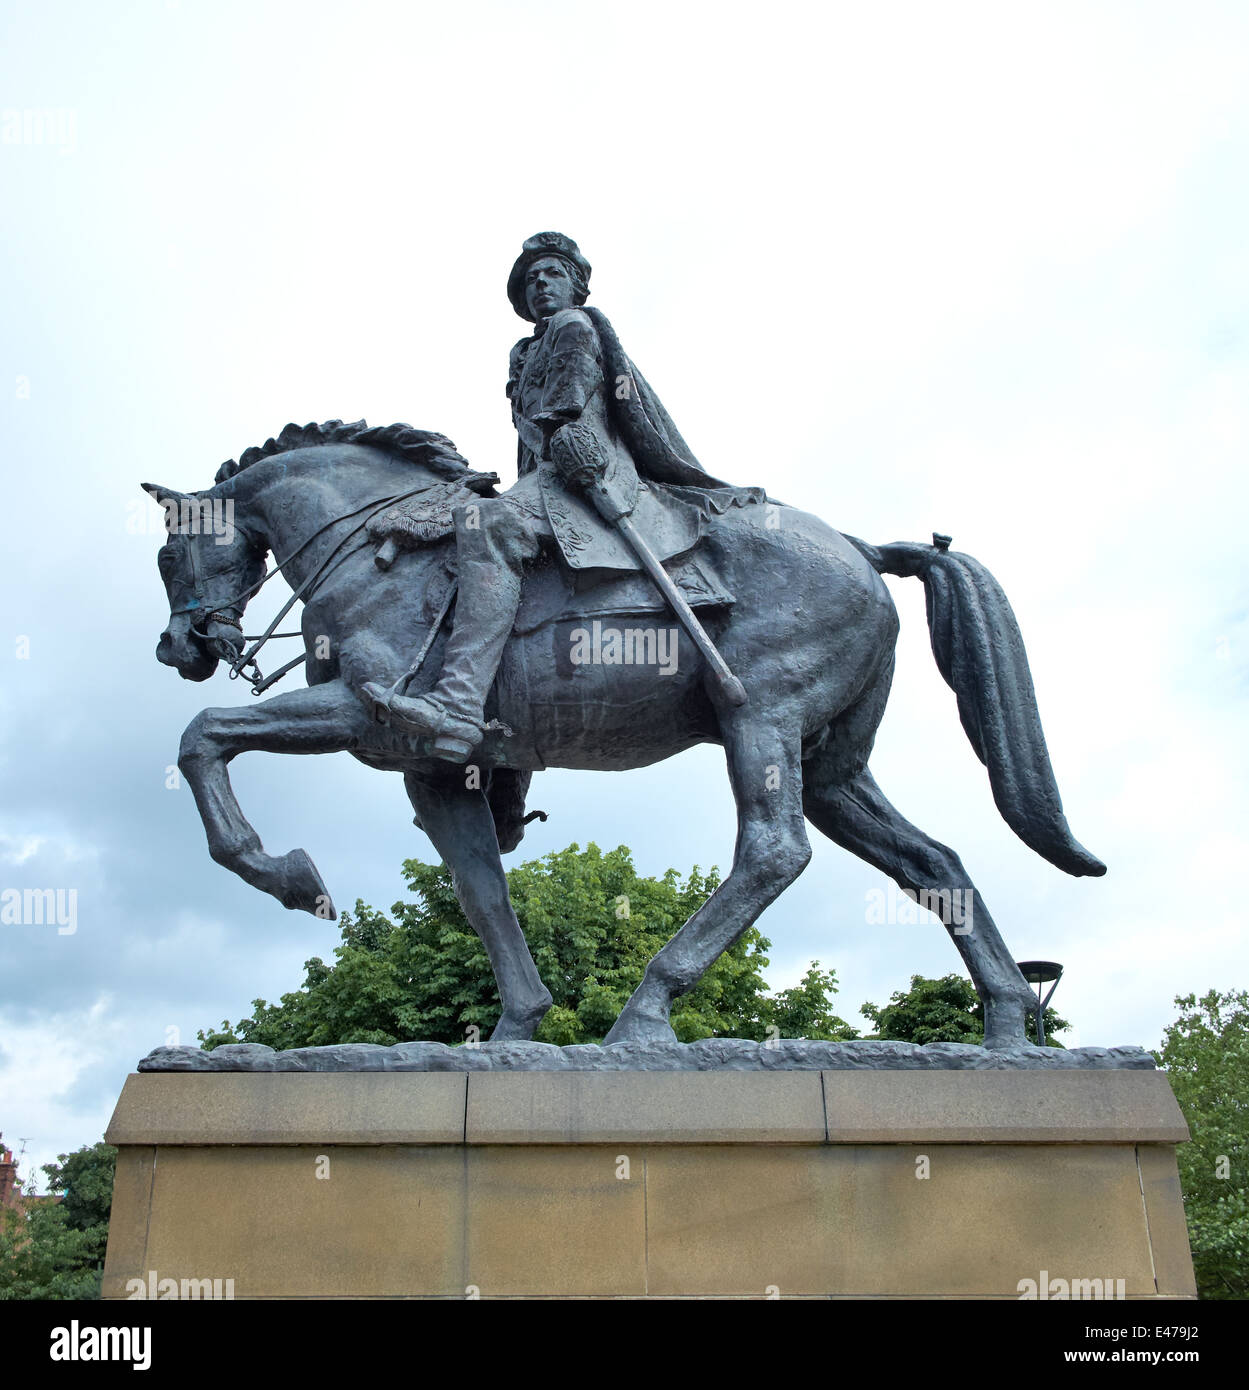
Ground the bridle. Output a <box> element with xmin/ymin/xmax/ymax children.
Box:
<box><xmin>164</xmin><ymin>482</ymin><xmax>446</xmax><ymax>694</ymax></box>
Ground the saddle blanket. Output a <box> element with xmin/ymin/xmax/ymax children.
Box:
<box><xmin>513</xmin><ymin>551</ymin><xmax>734</xmax><ymax>635</ymax></box>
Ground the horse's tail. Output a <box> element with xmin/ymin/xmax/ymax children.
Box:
<box><xmin>845</xmin><ymin>534</ymin><xmax>1106</xmax><ymax>878</ymax></box>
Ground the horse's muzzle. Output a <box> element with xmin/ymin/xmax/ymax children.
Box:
<box><xmin>156</xmin><ymin>615</ymin><xmax>219</xmax><ymax>682</ymax></box>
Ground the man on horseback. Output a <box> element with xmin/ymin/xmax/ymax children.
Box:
<box><xmin>365</xmin><ymin>231</ymin><xmax>761</xmax><ymax>761</ymax></box>
<box><xmin>148</xmin><ymin>238</ymin><xmax>1105</xmax><ymax>1050</ymax></box>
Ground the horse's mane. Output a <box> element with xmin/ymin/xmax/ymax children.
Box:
<box><xmin>214</xmin><ymin>419</ymin><xmax>477</xmax><ymax>487</ymax></box>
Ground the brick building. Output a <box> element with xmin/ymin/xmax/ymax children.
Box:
<box><xmin>0</xmin><ymin>1140</ymin><xmax>22</xmax><ymax>1212</ymax></box>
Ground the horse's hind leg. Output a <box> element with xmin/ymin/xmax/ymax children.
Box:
<box><xmin>404</xmin><ymin>771</ymin><xmax>552</xmax><ymax>1041</ymax></box>
<box><xmin>177</xmin><ymin>681</ymin><xmax>367</xmax><ymax>917</ymax></box>
<box><xmin>604</xmin><ymin>713</ymin><xmax>812</xmax><ymax>1044</ymax></box>
<box><xmin>802</xmin><ymin>750</ymin><xmax>1036</xmax><ymax>1047</ymax></box>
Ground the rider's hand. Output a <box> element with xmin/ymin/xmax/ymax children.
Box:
<box><xmin>549</xmin><ymin>422</ymin><xmax>607</xmax><ymax>490</ymax></box>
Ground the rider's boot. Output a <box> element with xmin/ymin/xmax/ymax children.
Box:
<box><xmin>364</xmin><ymin>503</ymin><xmax>533</xmax><ymax>762</ymax></box>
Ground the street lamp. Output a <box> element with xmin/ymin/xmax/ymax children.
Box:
<box><xmin>1016</xmin><ymin>960</ymin><xmax>1063</xmax><ymax>1047</ymax></box>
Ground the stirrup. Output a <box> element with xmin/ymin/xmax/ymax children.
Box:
<box><xmin>423</xmin><ymin>701</ymin><xmax>487</xmax><ymax>763</ymax></box>
<box><xmin>363</xmin><ymin>685</ymin><xmax>485</xmax><ymax>759</ymax></box>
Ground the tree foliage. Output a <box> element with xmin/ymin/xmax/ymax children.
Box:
<box><xmin>0</xmin><ymin>1142</ymin><xmax>115</xmax><ymax>1301</ymax></box>
<box><xmin>44</xmin><ymin>1141</ymin><xmax>117</xmax><ymax>1232</ymax></box>
<box><xmin>199</xmin><ymin>843</ymin><xmax>858</xmax><ymax>1048</ymax></box>
<box><xmin>860</xmin><ymin>973</ymin><xmax>1069</xmax><ymax>1047</ymax></box>
<box><xmin>1158</xmin><ymin>988</ymin><xmax>1249</xmax><ymax>1300</ymax></box>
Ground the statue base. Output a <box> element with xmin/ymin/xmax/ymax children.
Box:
<box><xmin>102</xmin><ymin>1069</ymin><xmax>1196</xmax><ymax>1299</ymax></box>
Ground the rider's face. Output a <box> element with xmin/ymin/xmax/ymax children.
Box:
<box><xmin>525</xmin><ymin>257</ymin><xmax>576</xmax><ymax>319</ymax></box>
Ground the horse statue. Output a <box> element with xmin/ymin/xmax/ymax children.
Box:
<box><xmin>145</xmin><ymin>419</ymin><xmax>1104</xmax><ymax>1048</ymax></box>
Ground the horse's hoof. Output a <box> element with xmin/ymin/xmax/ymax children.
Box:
<box><xmin>982</xmin><ymin>1003</ymin><xmax>1031</xmax><ymax>1050</ymax></box>
<box><xmin>489</xmin><ymin>997</ymin><xmax>553</xmax><ymax>1042</ymax></box>
<box><xmin>982</xmin><ymin>1034</ymin><xmax>1022</xmax><ymax>1051</ymax></box>
<box><xmin>276</xmin><ymin>848</ymin><xmax>335</xmax><ymax>918</ymax></box>
<box><xmin>603</xmin><ymin>1007</ymin><xmax>677</xmax><ymax>1046</ymax></box>
<box><xmin>489</xmin><ymin>988</ymin><xmax>553</xmax><ymax>1042</ymax></box>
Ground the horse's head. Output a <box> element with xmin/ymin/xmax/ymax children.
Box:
<box><xmin>143</xmin><ymin>481</ymin><xmax>267</xmax><ymax>682</ymax></box>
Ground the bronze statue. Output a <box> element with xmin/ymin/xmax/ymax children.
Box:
<box><xmin>143</xmin><ymin>233</ymin><xmax>1105</xmax><ymax>1051</ymax></box>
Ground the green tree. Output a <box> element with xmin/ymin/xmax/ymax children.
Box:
<box><xmin>1158</xmin><ymin>988</ymin><xmax>1249</xmax><ymax>1300</ymax></box>
<box><xmin>861</xmin><ymin>973</ymin><xmax>1069</xmax><ymax>1047</ymax></box>
<box><xmin>0</xmin><ymin>1143</ymin><xmax>116</xmax><ymax>1301</ymax></box>
<box><xmin>45</xmin><ymin>1141</ymin><xmax>117</xmax><ymax>1233</ymax></box>
<box><xmin>200</xmin><ymin>843</ymin><xmax>857</xmax><ymax>1048</ymax></box>
<box><xmin>767</xmin><ymin>963</ymin><xmax>859</xmax><ymax>1042</ymax></box>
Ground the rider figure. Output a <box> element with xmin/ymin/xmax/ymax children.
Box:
<box><xmin>365</xmin><ymin>231</ymin><xmax>757</xmax><ymax>762</ymax></box>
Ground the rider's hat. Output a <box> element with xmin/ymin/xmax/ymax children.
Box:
<box><xmin>507</xmin><ymin>232</ymin><xmax>592</xmax><ymax>321</ymax></box>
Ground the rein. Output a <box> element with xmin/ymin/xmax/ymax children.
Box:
<box><xmin>170</xmin><ymin>482</ymin><xmax>445</xmax><ymax>695</ymax></box>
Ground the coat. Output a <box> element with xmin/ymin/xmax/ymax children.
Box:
<box><xmin>504</xmin><ymin>307</ymin><xmax>762</xmax><ymax>572</ymax></box>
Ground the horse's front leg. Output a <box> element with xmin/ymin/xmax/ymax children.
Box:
<box><xmin>177</xmin><ymin>680</ymin><xmax>368</xmax><ymax>917</ymax></box>
<box><xmin>404</xmin><ymin>770</ymin><xmax>552</xmax><ymax>1041</ymax></box>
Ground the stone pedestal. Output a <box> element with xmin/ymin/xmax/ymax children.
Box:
<box><xmin>102</xmin><ymin>1069</ymin><xmax>1196</xmax><ymax>1299</ymax></box>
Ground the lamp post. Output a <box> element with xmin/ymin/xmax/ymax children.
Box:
<box><xmin>1016</xmin><ymin>960</ymin><xmax>1063</xmax><ymax>1046</ymax></box>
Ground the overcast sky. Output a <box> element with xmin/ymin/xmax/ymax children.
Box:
<box><xmin>2</xmin><ymin>0</ymin><xmax>1246</xmax><ymax>1190</ymax></box>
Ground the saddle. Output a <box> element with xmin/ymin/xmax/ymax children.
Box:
<box><xmin>512</xmin><ymin>551</ymin><xmax>734</xmax><ymax>633</ymax></box>
<box><xmin>367</xmin><ymin>480</ymin><xmax>738</xmax><ymax>632</ymax></box>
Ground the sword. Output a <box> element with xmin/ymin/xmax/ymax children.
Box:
<box><xmin>551</xmin><ymin>424</ymin><xmax>747</xmax><ymax>708</ymax></box>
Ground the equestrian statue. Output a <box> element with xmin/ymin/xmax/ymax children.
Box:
<box><xmin>144</xmin><ymin>232</ymin><xmax>1105</xmax><ymax>1049</ymax></box>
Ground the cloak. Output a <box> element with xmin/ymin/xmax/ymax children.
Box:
<box><xmin>506</xmin><ymin>307</ymin><xmax>763</xmax><ymax>572</ymax></box>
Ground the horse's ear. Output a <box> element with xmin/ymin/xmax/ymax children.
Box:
<box><xmin>141</xmin><ymin>481</ymin><xmax>188</xmax><ymax>502</ymax></box>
